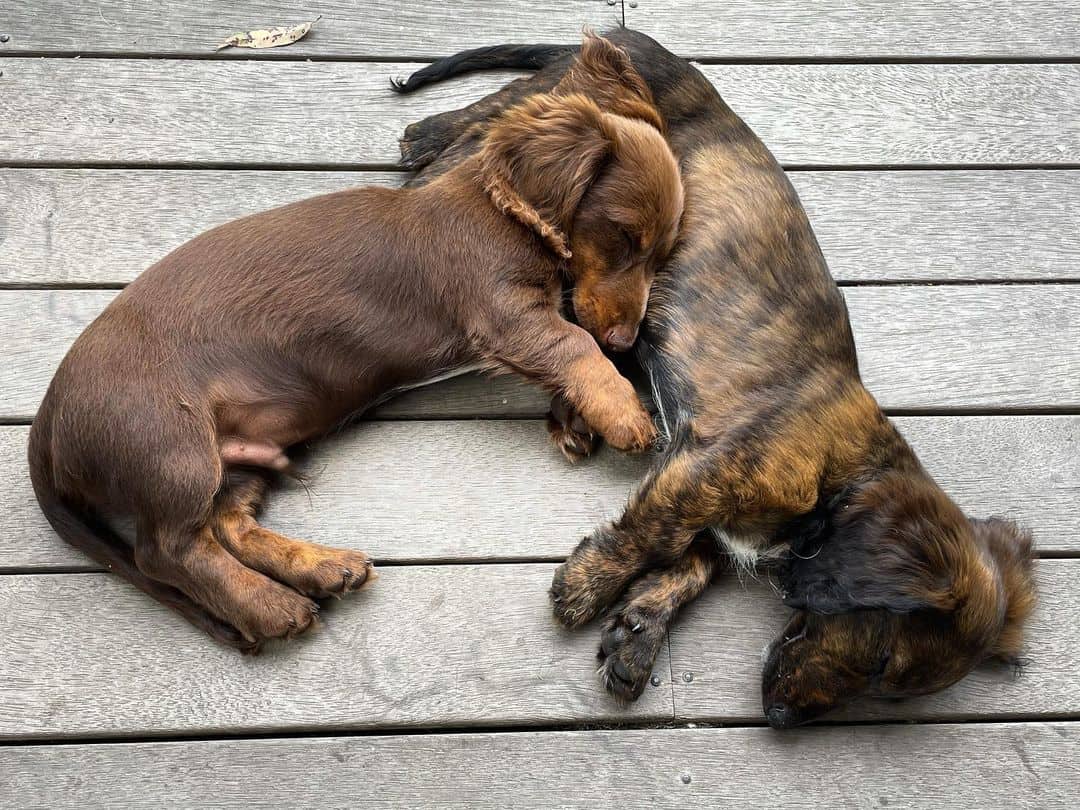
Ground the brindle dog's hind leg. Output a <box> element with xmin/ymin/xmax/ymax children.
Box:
<box><xmin>398</xmin><ymin>68</ymin><xmax>566</xmax><ymax>174</ymax></box>
<box><xmin>213</xmin><ymin>470</ymin><xmax>375</xmax><ymax>600</ymax></box>
<box><xmin>598</xmin><ymin>536</ymin><xmax>720</xmax><ymax>701</ymax></box>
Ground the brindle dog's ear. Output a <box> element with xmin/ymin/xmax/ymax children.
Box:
<box><xmin>780</xmin><ymin>497</ymin><xmax>959</xmax><ymax>615</ymax></box>
<box><xmin>478</xmin><ymin>92</ymin><xmax>613</xmax><ymax>259</ymax></box>
<box><xmin>553</xmin><ymin>32</ymin><xmax>664</xmax><ymax>133</ymax></box>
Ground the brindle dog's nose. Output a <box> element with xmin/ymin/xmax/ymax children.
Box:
<box><xmin>604</xmin><ymin>325</ymin><xmax>636</xmax><ymax>352</ymax></box>
<box><xmin>765</xmin><ymin>703</ymin><xmax>791</xmax><ymax>729</ymax></box>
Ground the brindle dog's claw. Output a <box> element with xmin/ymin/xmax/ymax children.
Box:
<box><xmin>597</xmin><ymin>604</ymin><xmax>667</xmax><ymax>702</ymax></box>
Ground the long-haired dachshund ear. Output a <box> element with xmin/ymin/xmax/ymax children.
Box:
<box><xmin>478</xmin><ymin>92</ymin><xmax>613</xmax><ymax>259</ymax></box>
<box><xmin>780</xmin><ymin>501</ymin><xmax>959</xmax><ymax>615</ymax></box>
<box><xmin>552</xmin><ymin>31</ymin><xmax>664</xmax><ymax>133</ymax></box>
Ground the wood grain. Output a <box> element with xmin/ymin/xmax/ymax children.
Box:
<box><xmin>669</xmin><ymin>561</ymin><xmax>1077</xmax><ymax>723</ymax></box>
<box><xmin>3</xmin><ymin>723</ymin><xmax>1076</xmax><ymax>809</ymax></box>
<box><xmin>3</xmin><ymin>415</ymin><xmax>1076</xmax><ymax>571</ymax></box>
<box><xmin>0</xmin><ymin>1</ymin><xmax>615</xmax><ymax>58</ymax></box>
<box><xmin>5</xmin><ymin>1</ymin><xmax>1079</xmax><ymax>60</ymax></box>
<box><xmin>3</xmin><ymin>60</ymin><xmax>1079</xmax><ymax>165</ymax></box>
<box><xmin>0</xmin><ymin>562</ymin><xmax>1071</xmax><ymax>739</ymax></box>
<box><xmin>0</xmin><ymin>565</ymin><xmax>672</xmax><ymax>740</ymax></box>
<box><xmin>5</xmin><ymin>169</ymin><xmax>1079</xmax><ymax>286</ymax></box>
<box><xmin>3</xmin><ymin>285</ymin><xmax>1076</xmax><ymax>421</ymax></box>
<box><xmin>627</xmin><ymin>0</ymin><xmax>1080</xmax><ymax>58</ymax></box>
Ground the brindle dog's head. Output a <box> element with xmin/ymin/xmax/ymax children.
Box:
<box><xmin>762</xmin><ymin>472</ymin><xmax>1036</xmax><ymax>728</ymax></box>
<box><xmin>476</xmin><ymin>33</ymin><xmax>682</xmax><ymax>351</ymax></box>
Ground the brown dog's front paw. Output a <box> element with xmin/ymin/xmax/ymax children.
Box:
<box><xmin>597</xmin><ymin>603</ymin><xmax>667</xmax><ymax>702</ymax></box>
<box><xmin>599</xmin><ymin>406</ymin><xmax>657</xmax><ymax>455</ymax></box>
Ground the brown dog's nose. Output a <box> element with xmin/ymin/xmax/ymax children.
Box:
<box><xmin>604</xmin><ymin>324</ymin><xmax>637</xmax><ymax>352</ymax></box>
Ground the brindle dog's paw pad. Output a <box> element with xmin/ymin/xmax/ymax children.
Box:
<box><xmin>597</xmin><ymin>605</ymin><xmax>667</xmax><ymax>702</ymax></box>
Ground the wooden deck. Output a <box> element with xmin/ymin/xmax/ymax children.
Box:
<box><xmin>1</xmin><ymin>2</ymin><xmax>1078</xmax><ymax>807</ymax></box>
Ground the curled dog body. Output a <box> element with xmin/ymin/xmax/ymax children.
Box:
<box><xmin>28</xmin><ymin>34</ymin><xmax>684</xmax><ymax>650</ymax></box>
<box><xmin>396</xmin><ymin>29</ymin><xmax>1036</xmax><ymax>725</ymax></box>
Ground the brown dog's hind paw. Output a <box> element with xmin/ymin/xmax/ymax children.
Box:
<box><xmin>233</xmin><ymin>582</ymin><xmax>321</xmax><ymax>644</ymax></box>
<box><xmin>294</xmin><ymin>549</ymin><xmax>376</xmax><ymax>600</ymax></box>
<box><xmin>597</xmin><ymin>603</ymin><xmax>667</xmax><ymax>702</ymax></box>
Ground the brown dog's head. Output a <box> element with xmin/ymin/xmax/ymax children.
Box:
<box><xmin>477</xmin><ymin>33</ymin><xmax>683</xmax><ymax>352</ymax></box>
<box><xmin>762</xmin><ymin>472</ymin><xmax>1036</xmax><ymax>728</ymax></box>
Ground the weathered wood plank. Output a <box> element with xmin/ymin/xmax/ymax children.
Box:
<box><xmin>5</xmin><ymin>1</ymin><xmax>1079</xmax><ymax>60</ymax></box>
<box><xmin>789</xmin><ymin>171</ymin><xmax>1080</xmax><ymax>283</ymax></box>
<box><xmin>627</xmin><ymin>0</ymin><xmax>1080</xmax><ymax>59</ymax></box>
<box><xmin>0</xmin><ymin>565</ymin><xmax>672</xmax><ymax>740</ymax></box>
<box><xmin>3</xmin><ymin>416</ymin><xmax>1076</xmax><ymax>570</ymax></box>
<box><xmin>0</xmin><ymin>562</ymin><xmax>1072</xmax><ymax>739</ymax></box>
<box><xmin>3</xmin><ymin>723</ymin><xmax>1076</xmax><ymax>809</ymax></box>
<box><xmin>6</xmin><ymin>169</ymin><xmax>1079</xmax><ymax>285</ymax></box>
<box><xmin>2</xmin><ymin>286</ymin><xmax>1076</xmax><ymax>421</ymax></box>
<box><xmin>847</xmin><ymin>285</ymin><xmax>1080</xmax><ymax>410</ymax></box>
<box><xmin>0</xmin><ymin>1</ymin><xmax>615</xmax><ymax>58</ymax></box>
<box><xmin>669</xmin><ymin>561</ymin><xmax>1077</xmax><ymax>723</ymax></box>
<box><xmin>3</xmin><ymin>60</ymin><xmax>1079</xmax><ymax>165</ymax></box>
<box><xmin>0</xmin><ymin>169</ymin><xmax>400</xmax><ymax>285</ymax></box>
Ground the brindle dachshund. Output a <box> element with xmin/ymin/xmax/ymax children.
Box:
<box><xmin>28</xmin><ymin>34</ymin><xmax>683</xmax><ymax>652</ymax></box>
<box><xmin>394</xmin><ymin>28</ymin><xmax>1037</xmax><ymax>727</ymax></box>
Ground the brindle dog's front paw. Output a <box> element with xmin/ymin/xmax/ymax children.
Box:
<box><xmin>550</xmin><ymin>555</ymin><xmax>619</xmax><ymax>629</ymax></box>
<box><xmin>598</xmin><ymin>603</ymin><xmax>667</xmax><ymax>702</ymax></box>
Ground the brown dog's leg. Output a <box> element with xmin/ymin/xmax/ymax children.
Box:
<box><xmin>546</xmin><ymin>394</ymin><xmax>600</xmax><ymax>462</ymax></box>
<box><xmin>135</xmin><ymin>522</ymin><xmax>321</xmax><ymax>644</ymax></box>
<box><xmin>43</xmin><ymin>504</ymin><xmax>259</xmax><ymax>653</ymax></box>
<box><xmin>496</xmin><ymin>316</ymin><xmax>656</xmax><ymax>453</ymax></box>
<box><xmin>213</xmin><ymin>473</ymin><xmax>374</xmax><ymax>600</ymax></box>
<box><xmin>550</xmin><ymin>450</ymin><xmax>713</xmax><ymax>627</ymax></box>
<box><xmin>597</xmin><ymin>536</ymin><xmax>719</xmax><ymax>701</ymax></box>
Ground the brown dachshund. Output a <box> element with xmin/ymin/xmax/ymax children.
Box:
<box><xmin>395</xmin><ymin>28</ymin><xmax>1036</xmax><ymax>726</ymax></box>
<box><xmin>27</xmin><ymin>34</ymin><xmax>684</xmax><ymax>652</ymax></box>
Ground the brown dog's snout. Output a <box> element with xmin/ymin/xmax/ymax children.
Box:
<box><xmin>604</xmin><ymin>323</ymin><xmax>638</xmax><ymax>352</ymax></box>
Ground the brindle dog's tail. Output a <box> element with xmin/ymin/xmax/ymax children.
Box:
<box><xmin>389</xmin><ymin>43</ymin><xmax>575</xmax><ymax>94</ymax></box>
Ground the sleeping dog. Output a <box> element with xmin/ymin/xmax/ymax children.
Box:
<box><xmin>28</xmin><ymin>35</ymin><xmax>683</xmax><ymax>651</ymax></box>
<box><xmin>394</xmin><ymin>29</ymin><xmax>1036</xmax><ymax>727</ymax></box>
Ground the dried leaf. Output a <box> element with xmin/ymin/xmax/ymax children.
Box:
<box><xmin>215</xmin><ymin>16</ymin><xmax>321</xmax><ymax>51</ymax></box>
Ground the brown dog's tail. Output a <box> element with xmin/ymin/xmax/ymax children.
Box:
<box><xmin>27</xmin><ymin>422</ymin><xmax>256</xmax><ymax>651</ymax></box>
<box><xmin>390</xmin><ymin>43</ymin><xmax>576</xmax><ymax>94</ymax></box>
